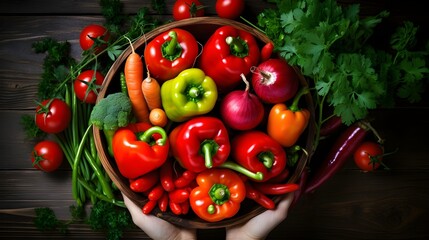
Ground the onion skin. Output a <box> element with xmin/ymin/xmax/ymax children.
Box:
<box><xmin>220</xmin><ymin>74</ymin><xmax>264</xmax><ymax>131</ymax></box>
<box><xmin>251</xmin><ymin>58</ymin><xmax>299</xmax><ymax>104</ymax></box>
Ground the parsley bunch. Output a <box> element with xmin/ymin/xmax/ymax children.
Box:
<box><xmin>258</xmin><ymin>0</ymin><xmax>429</xmax><ymax>126</ymax></box>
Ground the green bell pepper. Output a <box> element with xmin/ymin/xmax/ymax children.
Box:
<box><xmin>161</xmin><ymin>68</ymin><xmax>218</xmax><ymax>122</ymax></box>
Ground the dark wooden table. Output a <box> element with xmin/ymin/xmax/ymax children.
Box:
<box><xmin>1</xmin><ymin>0</ymin><xmax>428</xmax><ymax>239</ymax></box>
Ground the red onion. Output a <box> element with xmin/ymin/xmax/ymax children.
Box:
<box><xmin>251</xmin><ymin>58</ymin><xmax>299</xmax><ymax>104</ymax></box>
<box><xmin>220</xmin><ymin>74</ymin><xmax>264</xmax><ymax>131</ymax></box>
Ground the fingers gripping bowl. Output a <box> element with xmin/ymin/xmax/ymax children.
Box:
<box><xmin>94</xmin><ymin>17</ymin><xmax>316</xmax><ymax>229</ymax></box>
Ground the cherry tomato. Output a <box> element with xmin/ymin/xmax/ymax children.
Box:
<box><xmin>31</xmin><ymin>140</ymin><xmax>64</xmax><ymax>172</ymax></box>
<box><xmin>215</xmin><ymin>0</ymin><xmax>244</xmax><ymax>19</ymax></box>
<box><xmin>79</xmin><ymin>24</ymin><xmax>110</xmax><ymax>53</ymax></box>
<box><xmin>173</xmin><ymin>0</ymin><xmax>205</xmax><ymax>21</ymax></box>
<box><xmin>353</xmin><ymin>141</ymin><xmax>384</xmax><ymax>171</ymax></box>
<box><xmin>74</xmin><ymin>70</ymin><xmax>105</xmax><ymax>104</ymax></box>
<box><xmin>35</xmin><ymin>98</ymin><xmax>71</xmax><ymax>134</ymax></box>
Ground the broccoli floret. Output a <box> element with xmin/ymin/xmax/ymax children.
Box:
<box><xmin>90</xmin><ymin>92</ymin><xmax>132</xmax><ymax>156</ymax></box>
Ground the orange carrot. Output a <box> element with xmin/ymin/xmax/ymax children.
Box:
<box><xmin>149</xmin><ymin>108</ymin><xmax>168</xmax><ymax>127</ymax></box>
<box><xmin>124</xmin><ymin>37</ymin><xmax>149</xmax><ymax>123</ymax></box>
<box><xmin>141</xmin><ymin>69</ymin><xmax>162</xmax><ymax>111</ymax></box>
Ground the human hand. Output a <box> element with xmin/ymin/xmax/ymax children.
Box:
<box><xmin>225</xmin><ymin>192</ymin><xmax>294</xmax><ymax>240</ymax></box>
<box><xmin>122</xmin><ymin>193</ymin><xmax>197</xmax><ymax>240</ymax></box>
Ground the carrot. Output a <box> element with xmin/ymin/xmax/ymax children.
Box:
<box><xmin>141</xmin><ymin>69</ymin><xmax>162</xmax><ymax>111</ymax></box>
<box><xmin>124</xmin><ymin>36</ymin><xmax>149</xmax><ymax>123</ymax></box>
<box><xmin>149</xmin><ymin>108</ymin><xmax>168</xmax><ymax>127</ymax></box>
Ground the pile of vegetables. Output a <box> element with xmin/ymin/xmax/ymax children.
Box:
<box><xmin>21</xmin><ymin>0</ymin><xmax>429</xmax><ymax>237</ymax></box>
<box><xmin>104</xmin><ymin>22</ymin><xmax>308</xmax><ymax>222</ymax></box>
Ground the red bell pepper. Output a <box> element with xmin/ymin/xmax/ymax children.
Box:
<box><xmin>112</xmin><ymin>123</ymin><xmax>169</xmax><ymax>179</ymax></box>
<box><xmin>144</xmin><ymin>28</ymin><xmax>199</xmax><ymax>82</ymax></box>
<box><xmin>190</xmin><ymin>168</ymin><xmax>246</xmax><ymax>222</ymax></box>
<box><xmin>169</xmin><ymin>116</ymin><xmax>230</xmax><ymax>173</ymax></box>
<box><xmin>231</xmin><ymin>131</ymin><xmax>287</xmax><ymax>182</ymax></box>
<box><xmin>199</xmin><ymin>25</ymin><xmax>261</xmax><ymax>93</ymax></box>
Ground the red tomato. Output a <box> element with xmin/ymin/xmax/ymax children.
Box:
<box><xmin>74</xmin><ymin>70</ymin><xmax>105</xmax><ymax>104</ymax></box>
<box><xmin>79</xmin><ymin>24</ymin><xmax>110</xmax><ymax>53</ymax></box>
<box><xmin>215</xmin><ymin>0</ymin><xmax>244</xmax><ymax>19</ymax></box>
<box><xmin>353</xmin><ymin>141</ymin><xmax>384</xmax><ymax>171</ymax></box>
<box><xmin>32</xmin><ymin>140</ymin><xmax>64</xmax><ymax>172</ymax></box>
<box><xmin>35</xmin><ymin>98</ymin><xmax>71</xmax><ymax>134</ymax></box>
<box><xmin>173</xmin><ymin>0</ymin><xmax>205</xmax><ymax>21</ymax></box>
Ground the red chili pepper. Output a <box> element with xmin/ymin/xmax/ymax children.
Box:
<box><xmin>261</xmin><ymin>42</ymin><xmax>274</xmax><ymax>62</ymax></box>
<box><xmin>252</xmin><ymin>182</ymin><xmax>299</xmax><ymax>195</ymax></box>
<box><xmin>148</xmin><ymin>183</ymin><xmax>165</xmax><ymax>201</ymax></box>
<box><xmin>169</xmin><ymin>201</ymin><xmax>182</xmax><ymax>215</ymax></box>
<box><xmin>158</xmin><ymin>192</ymin><xmax>169</xmax><ymax>212</ymax></box>
<box><xmin>142</xmin><ymin>200</ymin><xmax>157</xmax><ymax>214</ymax></box>
<box><xmin>266</xmin><ymin>169</ymin><xmax>290</xmax><ymax>183</ymax></box>
<box><xmin>231</xmin><ymin>130</ymin><xmax>287</xmax><ymax>182</ymax></box>
<box><xmin>181</xmin><ymin>201</ymin><xmax>190</xmax><ymax>215</ymax></box>
<box><xmin>245</xmin><ymin>182</ymin><xmax>275</xmax><ymax>209</ymax></box>
<box><xmin>199</xmin><ymin>25</ymin><xmax>261</xmax><ymax>93</ymax></box>
<box><xmin>144</xmin><ymin>28</ymin><xmax>199</xmax><ymax>82</ymax></box>
<box><xmin>129</xmin><ymin>170</ymin><xmax>159</xmax><ymax>192</ymax></box>
<box><xmin>112</xmin><ymin>123</ymin><xmax>169</xmax><ymax>179</ymax></box>
<box><xmin>169</xmin><ymin>116</ymin><xmax>230</xmax><ymax>173</ymax></box>
<box><xmin>168</xmin><ymin>188</ymin><xmax>189</xmax><ymax>204</ymax></box>
<box><xmin>160</xmin><ymin>158</ymin><xmax>175</xmax><ymax>192</ymax></box>
<box><xmin>305</xmin><ymin>121</ymin><xmax>374</xmax><ymax>194</ymax></box>
<box><xmin>174</xmin><ymin>169</ymin><xmax>197</xmax><ymax>188</ymax></box>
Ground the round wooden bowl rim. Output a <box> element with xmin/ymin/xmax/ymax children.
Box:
<box><xmin>94</xmin><ymin>17</ymin><xmax>316</xmax><ymax>229</ymax></box>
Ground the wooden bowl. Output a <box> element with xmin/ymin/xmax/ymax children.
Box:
<box><xmin>94</xmin><ymin>17</ymin><xmax>316</xmax><ymax>229</ymax></box>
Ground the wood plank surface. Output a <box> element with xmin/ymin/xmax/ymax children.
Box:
<box><xmin>1</xmin><ymin>0</ymin><xmax>428</xmax><ymax>239</ymax></box>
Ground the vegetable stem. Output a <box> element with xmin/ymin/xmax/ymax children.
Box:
<box><xmin>72</xmin><ymin>124</ymin><xmax>93</xmax><ymax>206</ymax></box>
<box><xmin>83</xmin><ymin>149</ymin><xmax>114</xmax><ymax>199</ymax></box>
<box><xmin>220</xmin><ymin>161</ymin><xmax>264</xmax><ymax>181</ymax></box>
<box><xmin>290</xmin><ymin>87</ymin><xmax>309</xmax><ymax>112</ymax></box>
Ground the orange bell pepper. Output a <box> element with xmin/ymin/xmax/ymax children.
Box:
<box><xmin>267</xmin><ymin>88</ymin><xmax>310</xmax><ymax>147</ymax></box>
<box><xmin>189</xmin><ymin>168</ymin><xmax>245</xmax><ymax>222</ymax></box>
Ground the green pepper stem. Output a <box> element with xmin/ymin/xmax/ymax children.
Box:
<box><xmin>213</xmin><ymin>188</ymin><xmax>226</xmax><ymax>199</ymax></box>
<box><xmin>188</xmin><ymin>86</ymin><xmax>200</xmax><ymax>98</ymax></box>
<box><xmin>220</xmin><ymin>161</ymin><xmax>264</xmax><ymax>181</ymax></box>
<box><xmin>165</xmin><ymin>31</ymin><xmax>179</xmax><ymax>56</ymax></box>
<box><xmin>258</xmin><ymin>152</ymin><xmax>274</xmax><ymax>169</ymax></box>
<box><xmin>139</xmin><ymin>126</ymin><xmax>167</xmax><ymax>146</ymax></box>
<box><xmin>225</xmin><ymin>36</ymin><xmax>244</xmax><ymax>53</ymax></box>
<box><xmin>290</xmin><ymin>87</ymin><xmax>310</xmax><ymax>112</ymax></box>
<box><xmin>201</xmin><ymin>141</ymin><xmax>216</xmax><ymax>168</ymax></box>
<box><xmin>209</xmin><ymin>183</ymin><xmax>230</xmax><ymax>205</ymax></box>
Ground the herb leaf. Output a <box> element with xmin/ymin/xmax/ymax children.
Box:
<box><xmin>257</xmin><ymin>0</ymin><xmax>428</xmax><ymax>125</ymax></box>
